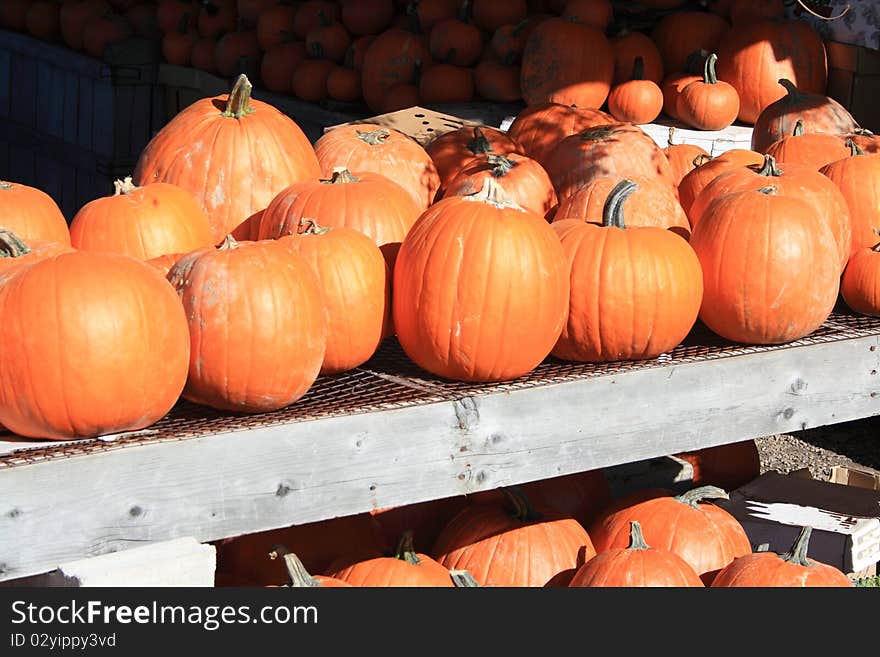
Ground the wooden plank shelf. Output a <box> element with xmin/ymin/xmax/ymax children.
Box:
<box><xmin>1</xmin><ymin>310</ymin><xmax>879</xmax><ymax>582</ymax></box>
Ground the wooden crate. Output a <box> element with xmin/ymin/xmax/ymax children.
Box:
<box><xmin>826</xmin><ymin>40</ymin><xmax>880</xmax><ymax>133</ymax></box>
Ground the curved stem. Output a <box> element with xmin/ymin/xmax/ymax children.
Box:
<box><xmin>792</xmin><ymin>118</ymin><xmax>805</xmax><ymax>137</ymax></box>
<box><xmin>755</xmin><ymin>154</ymin><xmax>783</xmax><ymax>177</ymax></box>
<box><xmin>602</xmin><ymin>179</ymin><xmax>638</xmax><ymax>229</ymax></box>
<box><xmin>778</xmin><ymin>78</ymin><xmax>803</xmax><ymax>103</ymax></box>
<box><xmin>394</xmin><ymin>530</ymin><xmax>421</xmax><ymax>565</ymax></box>
<box><xmin>667</xmin><ymin>126</ymin><xmax>676</xmax><ymax>147</ymax></box>
<box><xmin>113</xmin><ymin>176</ymin><xmax>137</xmax><ymax>195</ymax></box>
<box><xmin>846</xmin><ymin>138</ymin><xmax>865</xmax><ymax>157</ymax></box>
<box><xmin>0</xmin><ymin>228</ymin><xmax>31</xmax><ymax>258</ymax></box>
<box><xmin>298</xmin><ymin>218</ymin><xmax>331</xmax><ymax>235</ymax></box>
<box><xmin>501</xmin><ymin>486</ymin><xmax>543</xmax><ymax>523</ymax></box>
<box><xmin>486</xmin><ymin>154</ymin><xmax>514</xmax><ymax>176</ymax></box>
<box><xmin>693</xmin><ymin>153</ymin><xmax>713</xmax><ymax>167</ymax></box>
<box><xmin>703</xmin><ymin>53</ymin><xmax>718</xmax><ymax>85</ymax></box>
<box><xmin>357</xmin><ymin>128</ymin><xmax>391</xmax><ymax>145</ymax></box>
<box><xmin>222</xmin><ymin>74</ymin><xmax>255</xmax><ymax>118</ymax></box>
<box><xmin>674</xmin><ymin>485</ymin><xmax>729</xmax><ymax>508</ymax></box>
<box><xmin>219</xmin><ymin>234</ymin><xmax>240</xmax><ymax>250</ymax></box>
<box><xmin>626</xmin><ymin>521</ymin><xmax>651</xmax><ymax>551</ymax></box>
<box><xmin>780</xmin><ymin>526</ymin><xmax>814</xmax><ymax>567</ymax></box>
<box><xmin>268</xmin><ymin>545</ymin><xmax>321</xmax><ymax>587</ymax></box>
<box><xmin>462</xmin><ymin>177</ymin><xmax>522</xmax><ymax>210</ymax></box>
<box><xmin>450</xmin><ymin>569</ymin><xmax>480</xmax><ymax>587</ymax></box>
<box><xmin>326</xmin><ymin>167</ymin><xmax>360</xmax><ymax>184</ymax></box>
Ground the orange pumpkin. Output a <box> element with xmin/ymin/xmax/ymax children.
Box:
<box><xmin>651</xmin><ymin>11</ymin><xmax>730</xmax><ymax>73</ymax></box>
<box><xmin>471</xmin><ymin>0</ymin><xmax>527</xmax><ymax>33</ymax></box>
<box><xmin>305</xmin><ymin>14</ymin><xmax>351</xmax><ymax>63</ymax></box>
<box><xmin>256</xmin><ymin>2</ymin><xmax>297</xmax><ymax>51</ymax></box>
<box><xmin>190</xmin><ymin>36</ymin><xmax>218</xmax><ymax>73</ymax></box>
<box><xmin>329</xmin><ymin>532</ymin><xmax>456</xmax><ymax>587</ymax></box>
<box><xmin>506</xmin><ymin>103</ymin><xmax>613</xmax><ymax>169</ymax></box>
<box><xmin>611</xmin><ymin>29</ymin><xmax>664</xmax><ymax>85</ymax></box>
<box><xmin>663</xmin><ymin>130</ymin><xmax>710</xmax><ymax>185</ymax></box>
<box><xmin>360</xmin><ymin>26</ymin><xmax>433</xmax><ymax>113</ymax></box>
<box><xmin>607</xmin><ymin>57</ymin><xmax>664</xmax><ymax>125</ymax></box>
<box><xmin>473</xmin><ymin>55</ymin><xmax>522</xmax><ymax>103</ymax></box>
<box><xmin>0</xmin><ymin>251</ymin><xmax>190</xmax><ymax>440</ymax></box>
<box><xmin>293</xmin><ymin>0</ymin><xmax>341</xmax><ymax>39</ymax></box>
<box><xmin>674</xmin><ymin>440</ymin><xmax>760</xmax><ymax>492</ymax></box>
<box><xmin>562</xmin><ymin>0</ymin><xmax>612</xmax><ymax>31</ymax></box>
<box><xmin>764</xmin><ymin>119</ymin><xmax>851</xmax><ymax>170</ymax></box>
<box><xmin>292</xmin><ymin>58</ymin><xmax>336</xmax><ymax>103</ymax></box>
<box><xmin>820</xmin><ymin>141</ymin><xmax>880</xmax><ymax>256</ymax></box>
<box><xmin>82</xmin><ymin>11</ymin><xmax>134</xmax><ymax>59</ymax></box>
<box><xmin>60</xmin><ymin>0</ymin><xmax>110</xmax><ymax>51</ymax></box>
<box><xmin>0</xmin><ymin>181</ymin><xmax>71</xmax><ymax>245</ymax></box>
<box><xmin>426</xmin><ymin>125</ymin><xmax>523</xmax><ymax>194</ymax></box>
<box><xmin>145</xmin><ymin>251</ymin><xmax>187</xmax><ymax>278</ymax></box>
<box><xmin>133</xmin><ymin>75</ymin><xmax>321</xmax><ymax>245</ymax></box>
<box><xmin>661</xmin><ymin>70</ymin><xmax>702</xmax><ymax>120</ymax></box>
<box><xmin>393</xmin><ymin>179</ymin><xmax>569</xmax><ymax>382</ymax></box>
<box><xmin>428</xmin><ymin>3</ymin><xmax>483</xmax><ymax>67</ymax></box>
<box><xmin>326</xmin><ymin>65</ymin><xmax>362</xmax><ymax>102</ymax></box>
<box><xmin>69</xmin><ymin>178</ymin><xmax>214</xmax><ymax>261</ymax></box>
<box><xmin>167</xmin><ymin>237</ymin><xmax>326</xmax><ymax>413</ymax></box>
<box><xmin>676</xmin><ymin>53</ymin><xmax>740</xmax><ymax>131</ymax></box>
<box><xmin>261</xmin><ymin>40</ymin><xmax>307</xmax><ymax>95</ymax></box>
<box><xmin>677</xmin><ymin>148</ymin><xmax>764</xmax><ymax>217</ymax></box>
<box><xmin>214</xmin><ymin>29</ymin><xmax>261</xmax><ymax>79</ymax></box>
<box><xmin>841</xmin><ymin>245</ymin><xmax>880</xmax><ymax>317</ymax></box>
<box><xmin>198</xmin><ymin>0</ymin><xmax>236</xmax><ymax>38</ymax></box>
<box><xmin>419</xmin><ymin>63</ymin><xmax>474</xmax><ymax>104</ymax></box>
<box><xmin>0</xmin><ymin>229</ymin><xmax>73</xmax><ymax>276</ymax></box>
<box><xmin>157</xmin><ymin>0</ymin><xmax>200</xmax><ymax>35</ymax></box>
<box><xmin>339</xmin><ymin>0</ymin><xmax>394</xmax><ymax>36</ymax></box>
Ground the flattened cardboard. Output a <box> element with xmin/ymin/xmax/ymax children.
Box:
<box><xmin>323</xmin><ymin>106</ymin><xmax>488</xmax><ymax>147</ymax></box>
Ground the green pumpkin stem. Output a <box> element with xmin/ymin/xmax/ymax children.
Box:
<box><xmin>467</xmin><ymin>127</ymin><xmax>494</xmax><ymax>155</ymax></box>
<box><xmin>450</xmin><ymin>569</ymin><xmax>480</xmax><ymax>587</ymax></box>
<box><xmin>501</xmin><ymin>486</ymin><xmax>543</xmax><ymax>523</ymax></box>
<box><xmin>223</xmin><ymin>74</ymin><xmax>255</xmax><ymax>118</ymax></box>
<box><xmin>394</xmin><ymin>530</ymin><xmax>421</xmax><ymax>565</ymax></box>
<box><xmin>703</xmin><ymin>53</ymin><xmax>719</xmax><ymax>85</ymax></box>
<box><xmin>0</xmin><ymin>228</ymin><xmax>31</xmax><ymax>259</ymax></box>
<box><xmin>631</xmin><ymin>56</ymin><xmax>645</xmax><ymax>81</ymax></box>
<box><xmin>755</xmin><ymin>154</ymin><xmax>783</xmax><ymax>177</ymax></box>
<box><xmin>626</xmin><ymin>521</ymin><xmax>651</xmax><ymax>551</ymax></box>
<box><xmin>780</xmin><ymin>526</ymin><xmax>815</xmax><ymax>567</ymax></box>
<box><xmin>113</xmin><ymin>176</ymin><xmax>137</xmax><ymax>195</ymax></box>
<box><xmin>298</xmin><ymin>218</ymin><xmax>331</xmax><ymax>235</ymax></box>
<box><xmin>486</xmin><ymin>154</ymin><xmax>514</xmax><ymax>176</ymax></box>
<box><xmin>674</xmin><ymin>485</ymin><xmax>729</xmax><ymax>508</ymax></box>
<box><xmin>792</xmin><ymin>119</ymin><xmax>805</xmax><ymax>137</ymax></box>
<box><xmin>357</xmin><ymin>128</ymin><xmax>391</xmax><ymax>145</ymax></box>
<box><xmin>846</xmin><ymin>138</ymin><xmax>865</xmax><ymax>157</ymax></box>
<box><xmin>778</xmin><ymin>78</ymin><xmax>804</xmax><ymax>103</ymax></box>
<box><xmin>602</xmin><ymin>179</ymin><xmax>638</xmax><ymax>229</ymax></box>
<box><xmin>269</xmin><ymin>545</ymin><xmax>321</xmax><ymax>587</ymax></box>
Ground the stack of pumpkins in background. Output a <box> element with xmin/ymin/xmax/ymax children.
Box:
<box><xmin>0</xmin><ymin>0</ymin><xmax>845</xmax><ymax>131</ymax></box>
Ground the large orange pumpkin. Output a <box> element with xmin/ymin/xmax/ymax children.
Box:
<box><xmin>69</xmin><ymin>178</ymin><xmax>214</xmax><ymax>261</ymax></box>
<box><xmin>0</xmin><ymin>181</ymin><xmax>71</xmax><ymax>245</ymax></box>
<box><xmin>314</xmin><ymin>124</ymin><xmax>440</xmax><ymax>211</ymax></box>
<box><xmin>426</xmin><ymin>125</ymin><xmax>522</xmax><ymax>194</ymax></box>
<box><xmin>588</xmin><ymin>485</ymin><xmax>751</xmax><ymax>584</ymax></box>
<box><xmin>167</xmin><ymin>237</ymin><xmax>326</xmax><ymax>413</ymax></box>
<box><xmin>393</xmin><ymin>179</ymin><xmax>569</xmax><ymax>382</ymax></box>
<box><xmin>0</xmin><ymin>251</ymin><xmax>190</xmax><ymax>440</ymax></box>
<box><xmin>820</xmin><ymin>141</ymin><xmax>880</xmax><ymax>256</ymax></box>
<box><xmin>677</xmin><ymin>148</ymin><xmax>764</xmax><ymax>217</ymax></box>
<box><xmin>691</xmin><ymin>187</ymin><xmax>839</xmax><ymax>344</ymax></box>
<box><xmin>133</xmin><ymin>75</ymin><xmax>321</xmax><ymax>245</ymax></box>
<box><xmin>279</xmin><ymin>221</ymin><xmax>389</xmax><ymax>375</ymax></box>
<box><xmin>551</xmin><ymin>181</ymin><xmax>702</xmax><ymax>362</ymax></box>
<box><xmin>329</xmin><ymin>531</ymin><xmax>456</xmax><ymax>587</ymax></box>
<box><xmin>764</xmin><ymin>119</ymin><xmax>851</xmax><ymax>171</ymax></box>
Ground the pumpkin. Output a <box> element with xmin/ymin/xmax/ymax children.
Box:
<box><xmin>691</xmin><ymin>187</ymin><xmax>839</xmax><ymax>344</ymax></box>
<box><xmin>764</xmin><ymin>119</ymin><xmax>852</xmax><ymax>170</ymax></box>
<box><xmin>588</xmin><ymin>485</ymin><xmax>751</xmax><ymax>584</ymax></box>
<box><xmin>688</xmin><ymin>154</ymin><xmax>852</xmax><ymax>270</ymax></box>
<box><xmin>214</xmin><ymin>29</ymin><xmax>261</xmax><ymax>79</ymax></box>
<box><xmin>60</xmin><ymin>0</ymin><xmax>109</xmax><ymax>51</ymax></box>
<box><xmin>674</xmin><ymin>440</ymin><xmax>760</xmax><ymax>492</ymax></box>
<box><xmin>490</xmin><ymin>17</ymin><xmax>541</xmax><ymax>62</ymax></box>
<box><xmin>261</xmin><ymin>40</ymin><xmax>307</xmax><ymax>95</ymax></box>
<box><xmin>661</xmin><ymin>70</ymin><xmax>702</xmax><ymax>120</ymax></box>
<box><xmin>716</xmin><ymin>19</ymin><xmax>828</xmax><ymax>124</ymax></box>
<box><xmin>167</xmin><ymin>237</ymin><xmax>326</xmax><ymax>413</ymax></box>
<box><xmin>611</xmin><ymin>29</ymin><xmax>664</xmax><ymax>85</ymax></box>
<box><xmin>157</xmin><ymin>0</ymin><xmax>200</xmax><ymax>35</ymax></box>
<box><xmin>426</xmin><ymin>125</ymin><xmax>523</xmax><ymax>194</ymax></box>
<box><xmin>409</xmin><ymin>0</ymin><xmax>458</xmax><ymax>32</ymax></box>
<box><xmin>444</xmin><ymin>153</ymin><xmax>557</xmax><ymax>217</ymax></box>
<box><xmin>230</xmin><ymin>209</ymin><xmax>264</xmax><ymax>241</ymax></box>
<box><xmin>0</xmin><ymin>0</ymin><xmax>30</xmax><ymax>32</ymax></box>
<box><xmin>841</xmin><ymin>245</ymin><xmax>880</xmax><ymax>317</ymax></box>
<box><xmin>190</xmin><ymin>36</ymin><xmax>218</xmax><ymax>73</ymax></box>
<box><xmin>133</xmin><ymin>75</ymin><xmax>321</xmax><ymax>245</ymax></box>
<box><xmin>347</xmin><ymin>35</ymin><xmax>375</xmax><ymax>70</ymax></box>
<box><xmin>305</xmin><ymin>14</ymin><xmax>351</xmax><ymax>63</ymax></box>
<box><xmin>419</xmin><ymin>63</ymin><xmax>474</xmax><ymax>104</ymax></box>
<box><xmin>845</xmin><ymin>129</ymin><xmax>880</xmax><ymax>155</ymax></box>
<box><xmin>820</xmin><ymin>140</ymin><xmax>880</xmax><ymax>256</ymax></box>
<box><xmin>506</xmin><ymin>103</ymin><xmax>613</xmax><ymax>169</ymax></box>
<box><xmin>474</xmin><ymin>55</ymin><xmax>522</xmax><ymax>103</ymax></box>
<box><xmin>197</xmin><ymin>0</ymin><xmax>236</xmax><ymax>39</ymax></box>
<box><xmin>552</xmin><ymin>181</ymin><xmax>702</xmax><ymax>362</ymax></box>
<box><xmin>545</xmin><ymin>124</ymin><xmax>676</xmax><ymax>201</ymax></box>
<box><xmin>370</xmin><ymin>496</ymin><xmax>470</xmax><ymax>554</ymax></box>
<box><xmin>381</xmin><ymin>82</ymin><xmax>422</xmax><ymax>113</ymax></box>
<box><xmin>214</xmin><ymin>512</ymin><xmax>389</xmax><ymax>585</ymax></box>
<box><xmin>25</xmin><ymin>1</ymin><xmax>62</xmax><ymax>42</ymax></box>
<box><xmin>471</xmin><ymin>0</ymin><xmax>526</xmax><ymax>33</ymax></box>
<box><xmin>393</xmin><ymin>179</ymin><xmax>569</xmax><ymax>382</ymax></box>
<box><xmin>520</xmin><ymin>17</ymin><xmax>614</xmax><ymax>109</ymax></box>
<box><xmin>329</xmin><ymin>531</ymin><xmax>456</xmax><ymax>587</ymax></box>
<box><xmin>279</xmin><ymin>220</ymin><xmax>389</xmax><ymax>374</ymax></box>
<box><xmin>650</xmin><ymin>11</ymin><xmax>730</xmax><ymax>74</ymax></box>
<box><xmin>561</xmin><ymin>0</ymin><xmax>612</xmax><ymax>30</ymax></box>
<box><xmin>676</xmin><ymin>53</ymin><xmax>740</xmax><ymax>131</ymax></box>
<box><xmin>607</xmin><ymin>57</ymin><xmax>664</xmax><ymax>125</ymax></box>
<box><xmin>663</xmin><ymin>129</ymin><xmax>710</xmax><ymax>185</ymax></box>
<box><xmin>82</xmin><ymin>11</ymin><xmax>134</xmax><ymax>59</ymax></box>
<box><xmin>431</xmin><ymin>488</ymin><xmax>597</xmax><ymax>587</ymax></box>
<box><xmin>269</xmin><ymin>547</ymin><xmax>352</xmax><ymax>588</ymax></box>
<box><xmin>326</xmin><ymin>65</ymin><xmax>362</xmax><ymax>102</ymax></box>
<box><xmin>360</xmin><ymin>26</ymin><xmax>433</xmax><ymax>113</ymax></box>
<box><xmin>751</xmin><ymin>79</ymin><xmax>859</xmax><ymax>153</ymax></box>
<box><xmin>0</xmin><ymin>229</ymin><xmax>74</xmax><ymax>276</ymax></box>
<box><xmin>125</xmin><ymin>3</ymin><xmax>161</xmax><ymax>40</ymax></box>
<box><xmin>0</xmin><ymin>181</ymin><xmax>71</xmax><ymax>245</ymax></box>
<box><xmin>145</xmin><ymin>251</ymin><xmax>186</xmax><ymax>277</ymax></box>
<box><xmin>553</xmin><ymin>176</ymin><xmax>690</xmax><ymax>239</ymax></box>
<box><xmin>712</xmin><ymin>527</ymin><xmax>854</xmax><ymax>587</ymax></box>
<box><xmin>237</xmin><ymin>0</ymin><xmax>275</xmax><ymax>29</ymax></box>
<box><xmin>314</xmin><ymin>124</ymin><xmax>439</xmax><ymax>211</ymax></box>
<box><xmin>677</xmin><ymin>148</ymin><xmax>764</xmax><ymax>216</ymax></box>
<box><xmin>0</xmin><ymin>251</ymin><xmax>190</xmax><ymax>440</ymax></box>
<box><xmin>729</xmin><ymin>0</ymin><xmax>783</xmax><ymax>25</ymax></box>
<box><xmin>258</xmin><ymin>167</ymin><xmax>419</xmax><ymax>275</ymax></box>
<box><xmin>69</xmin><ymin>177</ymin><xmax>215</xmax><ymax>261</ymax></box>
<box><xmin>569</xmin><ymin>521</ymin><xmax>705</xmax><ymax>587</ymax></box>
<box><xmin>339</xmin><ymin>0</ymin><xmax>394</xmax><ymax>36</ymax></box>
<box><xmin>428</xmin><ymin>2</ymin><xmax>483</xmax><ymax>67</ymax></box>
<box><xmin>293</xmin><ymin>0</ymin><xmax>341</xmax><ymax>38</ymax></box>
<box><xmin>256</xmin><ymin>2</ymin><xmax>297</xmax><ymax>50</ymax></box>
<box><xmin>162</xmin><ymin>18</ymin><xmax>199</xmax><ymax>67</ymax></box>
<box><xmin>292</xmin><ymin>58</ymin><xmax>335</xmax><ymax>102</ymax></box>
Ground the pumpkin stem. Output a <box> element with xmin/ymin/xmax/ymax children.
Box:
<box><xmin>501</xmin><ymin>486</ymin><xmax>543</xmax><ymax>523</ymax></box>
<box><xmin>780</xmin><ymin>526</ymin><xmax>815</xmax><ymax>567</ymax></box>
<box><xmin>757</xmin><ymin>185</ymin><xmax>779</xmax><ymax>196</ymax></box>
<box><xmin>450</xmin><ymin>569</ymin><xmax>480</xmax><ymax>587</ymax></box>
<box><xmin>631</xmin><ymin>55</ymin><xmax>645</xmax><ymax>81</ymax></box>
<box><xmin>113</xmin><ymin>176</ymin><xmax>137</xmax><ymax>195</ymax></box>
<box><xmin>486</xmin><ymin>154</ymin><xmax>514</xmax><ymax>177</ymax></box>
<box><xmin>871</xmin><ymin>242</ymin><xmax>880</xmax><ymax>253</ymax></box>
<box><xmin>673</xmin><ymin>485</ymin><xmax>729</xmax><ymax>508</ymax></box>
<box><xmin>357</xmin><ymin>128</ymin><xmax>391</xmax><ymax>146</ymax></box>
<box><xmin>693</xmin><ymin>153</ymin><xmax>712</xmax><ymax>167</ymax></box>
<box><xmin>0</xmin><ymin>228</ymin><xmax>31</xmax><ymax>259</ymax></box>
<box><xmin>317</xmin><ymin>9</ymin><xmax>331</xmax><ymax>27</ymax></box>
<box><xmin>580</xmin><ymin>125</ymin><xmax>620</xmax><ymax>142</ymax></box>
<box><xmin>222</xmin><ymin>74</ymin><xmax>255</xmax><ymax>119</ymax></box>
<box><xmin>602</xmin><ymin>179</ymin><xmax>638</xmax><ymax>230</ymax></box>
<box><xmin>327</xmin><ymin>166</ymin><xmax>360</xmax><ymax>184</ymax></box>
<box><xmin>792</xmin><ymin>119</ymin><xmax>805</xmax><ymax>137</ymax></box>
<box><xmin>394</xmin><ymin>530</ymin><xmax>421</xmax><ymax>565</ymax></box>
<box><xmin>467</xmin><ymin>127</ymin><xmax>494</xmax><ymax>156</ymax></box>
<box><xmin>219</xmin><ymin>234</ymin><xmax>240</xmax><ymax>250</ymax></box>
<box><xmin>755</xmin><ymin>154</ymin><xmax>783</xmax><ymax>177</ymax></box>
<box><xmin>268</xmin><ymin>545</ymin><xmax>321</xmax><ymax>587</ymax></box>
<box><xmin>461</xmin><ymin>177</ymin><xmax>524</xmax><ymax>211</ymax></box>
<box><xmin>298</xmin><ymin>218</ymin><xmax>331</xmax><ymax>235</ymax></box>
<box><xmin>457</xmin><ymin>0</ymin><xmax>472</xmax><ymax>23</ymax></box>
<box><xmin>778</xmin><ymin>78</ymin><xmax>803</xmax><ymax>103</ymax></box>
<box><xmin>852</xmin><ymin>128</ymin><xmax>874</xmax><ymax>137</ymax></box>
<box><xmin>846</xmin><ymin>138</ymin><xmax>865</xmax><ymax>157</ymax></box>
<box><xmin>0</xmin><ymin>181</ymin><xmax>14</xmax><ymax>190</ymax></box>
<box><xmin>703</xmin><ymin>53</ymin><xmax>718</xmax><ymax>85</ymax></box>
<box><xmin>667</xmin><ymin>126</ymin><xmax>676</xmax><ymax>147</ymax></box>
<box><xmin>626</xmin><ymin>521</ymin><xmax>651</xmax><ymax>551</ymax></box>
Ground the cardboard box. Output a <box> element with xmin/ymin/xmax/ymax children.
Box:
<box><xmin>717</xmin><ymin>471</ymin><xmax>880</xmax><ymax>576</ymax></box>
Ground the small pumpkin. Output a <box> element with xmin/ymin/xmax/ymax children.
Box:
<box><xmin>82</xmin><ymin>11</ymin><xmax>135</xmax><ymax>59</ymax></box>
<box><xmin>268</xmin><ymin>546</ymin><xmax>352</xmax><ymax>588</ymax></box>
<box><xmin>326</xmin><ymin>65</ymin><xmax>362</xmax><ymax>103</ymax></box>
<box><xmin>677</xmin><ymin>148</ymin><xmax>764</xmax><ymax>216</ymax></box>
<box><xmin>607</xmin><ymin>57</ymin><xmax>664</xmax><ymax>125</ymax></box>
<box><xmin>428</xmin><ymin>1</ymin><xmax>483</xmax><ymax>67</ymax></box>
<box><xmin>261</xmin><ymin>40</ymin><xmax>307</xmax><ymax>95</ymax></box>
<box><xmin>561</xmin><ymin>0</ymin><xmax>612</xmax><ymax>31</ymax></box>
<box><xmin>676</xmin><ymin>53</ymin><xmax>740</xmax><ymax>131</ymax></box>
<box><xmin>329</xmin><ymin>531</ymin><xmax>456</xmax><ymax>587</ymax></box>
<box><xmin>157</xmin><ymin>0</ymin><xmax>200</xmax><ymax>35</ymax></box>
<box><xmin>339</xmin><ymin>0</ymin><xmax>394</xmax><ymax>36</ymax></box>
<box><xmin>60</xmin><ymin>0</ymin><xmax>110</xmax><ymax>51</ymax></box>
<box><xmin>764</xmin><ymin>119</ymin><xmax>851</xmax><ymax>171</ymax></box>
<box><xmin>359</xmin><ymin>26</ymin><xmax>433</xmax><ymax>113</ymax></box>
<box><xmin>471</xmin><ymin>0</ymin><xmax>527</xmax><ymax>33</ymax></box>
<box><xmin>292</xmin><ymin>58</ymin><xmax>336</xmax><ymax>103</ymax></box>
<box><xmin>145</xmin><ymin>251</ymin><xmax>187</xmax><ymax>278</ymax></box>
<box><xmin>663</xmin><ymin>129</ymin><xmax>710</xmax><ymax>185</ymax></box>
<box><xmin>198</xmin><ymin>0</ymin><xmax>236</xmax><ymax>38</ymax></box>
<box><xmin>0</xmin><ymin>181</ymin><xmax>71</xmax><ymax>245</ymax></box>
<box><xmin>473</xmin><ymin>54</ymin><xmax>522</xmax><ymax>103</ymax></box>
<box><xmin>674</xmin><ymin>440</ymin><xmax>761</xmax><ymax>492</ymax></box>
<box><xmin>660</xmin><ymin>70</ymin><xmax>702</xmax><ymax>121</ymax></box>
<box><xmin>841</xmin><ymin>244</ymin><xmax>880</xmax><ymax>317</ymax></box>
<box><xmin>293</xmin><ymin>0</ymin><xmax>340</xmax><ymax>39</ymax></box>
<box><xmin>214</xmin><ymin>29</ymin><xmax>261</xmax><ymax>79</ymax></box>
<box><xmin>305</xmin><ymin>13</ymin><xmax>351</xmax><ymax>63</ymax></box>
<box><xmin>256</xmin><ymin>2</ymin><xmax>297</xmax><ymax>50</ymax></box>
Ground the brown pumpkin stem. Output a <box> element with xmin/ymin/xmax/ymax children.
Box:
<box><xmin>486</xmin><ymin>154</ymin><xmax>514</xmax><ymax>176</ymax></box>
<box><xmin>326</xmin><ymin>166</ymin><xmax>360</xmax><ymax>184</ymax></box>
<box><xmin>846</xmin><ymin>138</ymin><xmax>865</xmax><ymax>157</ymax></box>
<box><xmin>501</xmin><ymin>486</ymin><xmax>543</xmax><ymax>523</ymax></box>
<box><xmin>222</xmin><ymin>74</ymin><xmax>255</xmax><ymax>119</ymax></box>
<box><xmin>871</xmin><ymin>242</ymin><xmax>880</xmax><ymax>253</ymax></box>
<box><xmin>626</xmin><ymin>521</ymin><xmax>651</xmax><ymax>551</ymax></box>
<box><xmin>778</xmin><ymin>78</ymin><xmax>804</xmax><ymax>103</ymax></box>
<box><xmin>673</xmin><ymin>485</ymin><xmax>729</xmax><ymax>508</ymax></box>
<box><xmin>755</xmin><ymin>154</ymin><xmax>783</xmax><ymax>177</ymax></box>
<box><xmin>394</xmin><ymin>530</ymin><xmax>421</xmax><ymax>565</ymax></box>
<box><xmin>0</xmin><ymin>182</ymin><xmax>14</xmax><ymax>190</ymax></box>
<box><xmin>462</xmin><ymin>177</ymin><xmax>523</xmax><ymax>211</ymax></box>
<box><xmin>0</xmin><ymin>228</ymin><xmax>31</xmax><ymax>259</ymax></box>
<box><xmin>298</xmin><ymin>218</ymin><xmax>331</xmax><ymax>235</ymax></box>
<box><xmin>268</xmin><ymin>545</ymin><xmax>321</xmax><ymax>587</ymax></box>
<box><xmin>357</xmin><ymin>128</ymin><xmax>391</xmax><ymax>146</ymax></box>
<box><xmin>113</xmin><ymin>176</ymin><xmax>137</xmax><ymax>195</ymax></box>
<box><xmin>467</xmin><ymin>127</ymin><xmax>494</xmax><ymax>156</ymax></box>
<box><xmin>219</xmin><ymin>234</ymin><xmax>240</xmax><ymax>250</ymax></box>
<box><xmin>450</xmin><ymin>569</ymin><xmax>480</xmax><ymax>587</ymax></box>
<box><xmin>780</xmin><ymin>526</ymin><xmax>815</xmax><ymax>567</ymax></box>
<box><xmin>703</xmin><ymin>53</ymin><xmax>718</xmax><ymax>85</ymax></box>
<box><xmin>631</xmin><ymin>56</ymin><xmax>645</xmax><ymax>81</ymax></box>
<box><xmin>580</xmin><ymin>125</ymin><xmax>620</xmax><ymax>142</ymax></box>
<box><xmin>602</xmin><ymin>179</ymin><xmax>638</xmax><ymax>230</ymax></box>
<box><xmin>792</xmin><ymin>119</ymin><xmax>805</xmax><ymax>137</ymax></box>
<box><xmin>693</xmin><ymin>153</ymin><xmax>712</xmax><ymax>167</ymax></box>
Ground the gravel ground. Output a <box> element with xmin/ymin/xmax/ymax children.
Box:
<box><xmin>756</xmin><ymin>416</ymin><xmax>880</xmax><ymax>481</ymax></box>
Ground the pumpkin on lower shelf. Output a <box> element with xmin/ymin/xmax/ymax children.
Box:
<box><xmin>841</xmin><ymin>245</ymin><xmax>880</xmax><ymax>317</ymax></box>
<box><xmin>269</xmin><ymin>546</ymin><xmax>353</xmax><ymax>588</ymax></box>
<box><xmin>662</xmin><ymin>129</ymin><xmax>710</xmax><ymax>186</ymax></box>
<box><xmin>674</xmin><ymin>440</ymin><xmax>760</xmax><ymax>492</ymax></box>
<box><xmin>677</xmin><ymin>148</ymin><xmax>764</xmax><ymax>218</ymax></box>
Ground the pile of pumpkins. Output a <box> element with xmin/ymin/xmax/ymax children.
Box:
<box><xmin>0</xmin><ymin>72</ymin><xmax>878</xmax><ymax>443</ymax></box>
<box><xmin>211</xmin><ymin>447</ymin><xmax>855</xmax><ymax>588</ymax></box>
<box><xmin>0</xmin><ymin>0</ymin><xmax>834</xmax><ymax>129</ymax></box>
